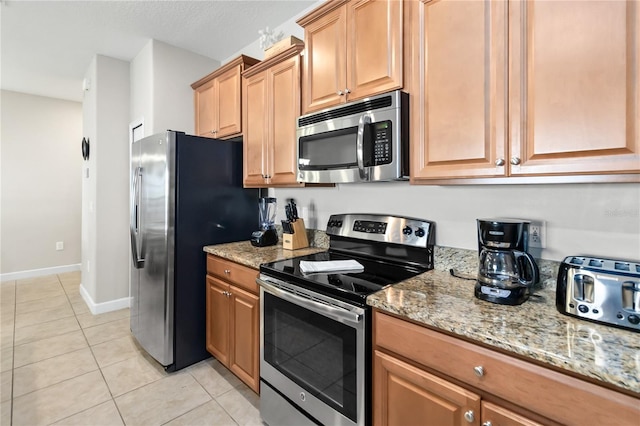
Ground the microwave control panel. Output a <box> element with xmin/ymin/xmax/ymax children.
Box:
<box><xmin>371</xmin><ymin>121</ymin><xmax>392</xmax><ymax>165</ymax></box>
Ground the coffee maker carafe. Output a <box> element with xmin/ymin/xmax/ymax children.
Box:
<box><xmin>475</xmin><ymin>219</ymin><xmax>540</xmax><ymax>305</ymax></box>
<box><xmin>250</xmin><ymin>197</ymin><xmax>278</xmax><ymax>247</ymax></box>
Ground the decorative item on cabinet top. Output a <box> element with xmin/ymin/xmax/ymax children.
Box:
<box><xmin>264</xmin><ymin>36</ymin><xmax>303</xmax><ymax>59</ymax></box>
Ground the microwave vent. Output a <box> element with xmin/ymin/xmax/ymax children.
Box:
<box><xmin>298</xmin><ymin>96</ymin><xmax>392</xmax><ymax>127</ymax></box>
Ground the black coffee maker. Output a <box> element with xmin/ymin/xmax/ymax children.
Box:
<box><xmin>475</xmin><ymin>219</ymin><xmax>540</xmax><ymax>305</ymax></box>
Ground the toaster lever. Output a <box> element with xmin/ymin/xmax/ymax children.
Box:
<box><xmin>573</xmin><ymin>274</ymin><xmax>594</xmax><ymax>303</ymax></box>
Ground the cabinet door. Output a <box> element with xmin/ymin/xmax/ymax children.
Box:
<box><xmin>194</xmin><ymin>80</ymin><xmax>216</xmax><ymax>138</ymax></box>
<box><xmin>346</xmin><ymin>0</ymin><xmax>403</xmax><ymax>101</ymax></box>
<box><xmin>206</xmin><ymin>276</ymin><xmax>230</xmax><ymax>366</ymax></box>
<box><xmin>411</xmin><ymin>0</ymin><xmax>508</xmax><ymax>180</ymax></box>
<box><xmin>216</xmin><ymin>65</ymin><xmax>243</xmax><ymax>139</ymax></box>
<box><xmin>481</xmin><ymin>401</ymin><xmax>543</xmax><ymax>426</ymax></box>
<box><xmin>374</xmin><ymin>350</ymin><xmax>481</xmax><ymax>426</ymax></box>
<box><xmin>243</xmin><ymin>71</ymin><xmax>268</xmax><ymax>187</ymax></box>
<box><xmin>509</xmin><ymin>0</ymin><xmax>640</xmax><ymax>176</ymax></box>
<box><xmin>229</xmin><ymin>285</ymin><xmax>260</xmax><ymax>394</ymax></box>
<box><xmin>302</xmin><ymin>5</ymin><xmax>347</xmax><ymax>113</ymax></box>
<box><xmin>269</xmin><ymin>55</ymin><xmax>304</xmax><ymax>186</ymax></box>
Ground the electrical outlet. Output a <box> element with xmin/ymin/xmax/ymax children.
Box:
<box><xmin>56</xmin><ymin>241</ymin><xmax>64</xmax><ymax>251</ymax></box>
<box><xmin>529</xmin><ymin>221</ymin><xmax>546</xmax><ymax>249</ymax></box>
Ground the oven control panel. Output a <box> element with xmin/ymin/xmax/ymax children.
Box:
<box><xmin>352</xmin><ymin>220</ymin><xmax>387</xmax><ymax>234</ymax></box>
<box><xmin>326</xmin><ymin>214</ymin><xmax>435</xmax><ymax>248</ymax></box>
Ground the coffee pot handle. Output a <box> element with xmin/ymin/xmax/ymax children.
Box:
<box><xmin>514</xmin><ymin>251</ymin><xmax>539</xmax><ymax>287</ymax></box>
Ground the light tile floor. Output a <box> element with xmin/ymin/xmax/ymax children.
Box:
<box><xmin>0</xmin><ymin>272</ymin><xmax>261</xmax><ymax>425</ymax></box>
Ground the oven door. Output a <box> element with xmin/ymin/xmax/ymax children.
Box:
<box><xmin>258</xmin><ymin>277</ymin><xmax>366</xmax><ymax>426</ymax></box>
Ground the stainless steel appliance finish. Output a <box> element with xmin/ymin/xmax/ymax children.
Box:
<box><xmin>130</xmin><ymin>130</ymin><xmax>258</xmax><ymax>371</ymax></box>
<box><xmin>258</xmin><ymin>213</ymin><xmax>435</xmax><ymax>426</ymax></box>
<box><xmin>556</xmin><ymin>256</ymin><xmax>640</xmax><ymax>332</ymax></box>
<box><xmin>259</xmin><ymin>278</ymin><xmax>366</xmax><ymax>426</ymax></box>
<box><xmin>296</xmin><ymin>90</ymin><xmax>409</xmax><ymax>184</ymax></box>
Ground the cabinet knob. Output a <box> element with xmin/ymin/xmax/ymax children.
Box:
<box><xmin>464</xmin><ymin>410</ymin><xmax>475</xmax><ymax>423</ymax></box>
<box><xmin>337</xmin><ymin>90</ymin><xmax>344</xmax><ymax>96</ymax></box>
<box><xmin>482</xmin><ymin>422</ymin><xmax>493</xmax><ymax>426</ymax></box>
<box><xmin>510</xmin><ymin>156</ymin><xmax>521</xmax><ymax>165</ymax></box>
<box><xmin>495</xmin><ymin>158</ymin><xmax>505</xmax><ymax>167</ymax></box>
<box><xmin>345</xmin><ymin>88</ymin><xmax>351</xmax><ymax>94</ymax></box>
<box><xmin>474</xmin><ymin>366</ymin><xmax>485</xmax><ymax>377</ymax></box>
<box><xmin>224</xmin><ymin>269</ymin><xmax>230</xmax><ymax>275</ymax></box>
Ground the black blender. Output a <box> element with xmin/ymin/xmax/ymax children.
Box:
<box><xmin>251</xmin><ymin>197</ymin><xmax>278</xmax><ymax>247</ymax></box>
<box><xmin>475</xmin><ymin>219</ymin><xmax>540</xmax><ymax>305</ymax></box>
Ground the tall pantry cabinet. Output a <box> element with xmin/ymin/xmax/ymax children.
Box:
<box><xmin>409</xmin><ymin>0</ymin><xmax>640</xmax><ymax>181</ymax></box>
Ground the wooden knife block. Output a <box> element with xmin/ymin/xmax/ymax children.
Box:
<box><xmin>282</xmin><ymin>219</ymin><xmax>309</xmax><ymax>250</ymax></box>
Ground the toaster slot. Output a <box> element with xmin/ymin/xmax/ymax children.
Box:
<box><xmin>622</xmin><ymin>281</ymin><xmax>640</xmax><ymax>312</ymax></box>
<box><xmin>573</xmin><ymin>274</ymin><xmax>594</xmax><ymax>303</ymax></box>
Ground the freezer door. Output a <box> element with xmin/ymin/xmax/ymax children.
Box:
<box><xmin>130</xmin><ymin>131</ymin><xmax>175</xmax><ymax>367</ymax></box>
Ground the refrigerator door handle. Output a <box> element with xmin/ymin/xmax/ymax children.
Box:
<box><xmin>130</xmin><ymin>166</ymin><xmax>145</xmax><ymax>268</ymax></box>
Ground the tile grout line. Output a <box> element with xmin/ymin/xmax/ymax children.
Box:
<box><xmin>59</xmin><ymin>273</ymin><xmax>129</xmax><ymax>426</ymax></box>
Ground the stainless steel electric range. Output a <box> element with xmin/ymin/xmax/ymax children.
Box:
<box><xmin>257</xmin><ymin>213</ymin><xmax>436</xmax><ymax>426</ymax></box>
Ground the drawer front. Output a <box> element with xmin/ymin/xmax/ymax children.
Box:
<box><xmin>374</xmin><ymin>311</ymin><xmax>640</xmax><ymax>426</ymax></box>
<box><xmin>207</xmin><ymin>255</ymin><xmax>259</xmax><ymax>294</ymax></box>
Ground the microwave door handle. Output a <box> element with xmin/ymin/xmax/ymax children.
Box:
<box><xmin>357</xmin><ymin>114</ymin><xmax>371</xmax><ymax>180</ymax></box>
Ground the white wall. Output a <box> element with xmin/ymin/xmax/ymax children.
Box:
<box><xmin>130</xmin><ymin>39</ymin><xmax>220</xmax><ymax>137</ymax></box>
<box><xmin>81</xmin><ymin>55</ymin><xmax>130</xmax><ymax>309</ymax></box>
<box><xmin>0</xmin><ymin>90</ymin><xmax>82</xmax><ymax>276</ymax></box>
<box><xmin>273</xmin><ymin>182</ymin><xmax>640</xmax><ymax>261</ymax></box>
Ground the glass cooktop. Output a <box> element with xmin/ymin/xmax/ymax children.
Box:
<box><xmin>260</xmin><ymin>250</ymin><xmax>428</xmax><ymax>306</ymax></box>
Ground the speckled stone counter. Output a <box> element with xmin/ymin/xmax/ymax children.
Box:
<box><xmin>203</xmin><ymin>238</ymin><xmax>640</xmax><ymax>396</ymax></box>
<box><xmin>367</xmin><ymin>268</ymin><xmax>640</xmax><ymax>396</ymax></box>
<box><xmin>203</xmin><ymin>241</ymin><xmax>325</xmax><ymax>270</ymax></box>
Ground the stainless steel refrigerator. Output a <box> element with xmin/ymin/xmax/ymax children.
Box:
<box><xmin>130</xmin><ymin>130</ymin><xmax>258</xmax><ymax>371</ymax></box>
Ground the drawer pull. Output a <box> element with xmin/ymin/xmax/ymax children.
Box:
<box><xmin>464</xmin><ymin>410</ymin><xmax>475</xmax><ymax>423</ymax></box>
<box><xmin>474</xmin><ymin>365</ymin><xmax>485</xmax><ymax>377</ymax></box>
<box><xmin>482</xmin><ymin>422</ymin><xmax>493</xmax><ymax>426</ymax></box>
<box><xmin>224</xmin><ymin>269</ymin><xmax>231</xmax><ymax>275</ymax></box>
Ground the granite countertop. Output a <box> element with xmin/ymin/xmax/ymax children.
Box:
<box><xmin>367</xmin><ymin>268</ymin><xmax>640</xmax><ymax>396</ymax></box>
<box><xmin>203</xmin><ymin>240</ymin><xmax>325</xmax><ymax>270</ymax></box>
<box><xmin>203</xmin><ymin>239</ymin><xmax>640</xmax><ymax>397</ymax></box>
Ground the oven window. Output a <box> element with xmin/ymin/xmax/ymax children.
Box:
<box><xmin>298</xmin><ymin>126</ymin><xmax>358</xmax><ymax>170</ymax></box>
<box><xmin>263</xmin><ymin>292</ymin><xmax>357</xmax><ymax>422</ymax></box>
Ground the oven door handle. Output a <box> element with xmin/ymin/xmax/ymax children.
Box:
<box><xmin>258</xmin><ymin>279</ymin><xmax>362</xmax><ymax>325</ymax></box>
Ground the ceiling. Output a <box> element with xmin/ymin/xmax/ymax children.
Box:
<box><xmin>1</xmin><ymin>0</ymin><xmax>316</xmax><ymax>102</ymax></box>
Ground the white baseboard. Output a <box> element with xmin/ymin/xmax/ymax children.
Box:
<box><xmin>1</xmin><ymin>263</ymin><xmax>81</xmax><ymax>282</ymax></box>
<box><xmin>79</xmin><ymin>283</ymin><xmax>131</xmax><ymax>315</ymax></box>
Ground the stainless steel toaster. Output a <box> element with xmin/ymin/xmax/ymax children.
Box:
<box><xmin>556</xmin><ymin>256</ymin><xmax>640</xmax><ymax>332</ymax></box>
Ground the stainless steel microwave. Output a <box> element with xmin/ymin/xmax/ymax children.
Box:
<box><xmin>296</xmin><ymin>90</ymin><xmax>409</xmax><ymax>184</ymax></box>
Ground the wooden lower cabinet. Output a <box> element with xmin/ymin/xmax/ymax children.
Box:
<box><xmin>206</xmin><ymin>255</ymin><xmax>260</xmax><ymax>393</ymax></box>
<box><xmin>373</xmin><ymin>310</ymin><xmax>640</xmax><ymax>426</ymax></box>
<box><xmin>374</xmin><ymin>350</ymin><xmax>481</xmax><ymax>426</ymax></box>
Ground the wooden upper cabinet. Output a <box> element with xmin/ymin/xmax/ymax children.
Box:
<box><xmin>242</xmin><ymin>44</ymin><xmax>305</xmax><ymax>187</ymax></box>
<box><xmin>410</xmin><ymin>0</ymin><xmax>508</xmax><ymax>180</ymax></box>
<box><xmin>243</xmin><ymin>71</ymin><xmax>269</xmax><ymax>187</ymax></box>
<box><xmin>410</xmin><ymin>0</ymin><xmax>639</xmax><ymax>182</ymax></box>
<box><xmin>191</xmin><ymin>55</ymin><xmax>259</xmax><ymax>139</ymax></box>
<box><xmin>509</xmin><ymin>0</ymin><xmax>640</xmax><ymax>176</ymax></box>
<box><xmin>298</xmin><ymin>0</ymin><xmax>403</xmax><ymax>114</ymax></box>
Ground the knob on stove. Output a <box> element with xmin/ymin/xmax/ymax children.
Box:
<box><xmin>402</xmin><ymin>226</ymin><xmax>412</xmax><ymax>236</ymax></box>
<box><xmin>415</xmin><ymin>228</ymin><xmax>425</xmax><ymax>238</ymax></box>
